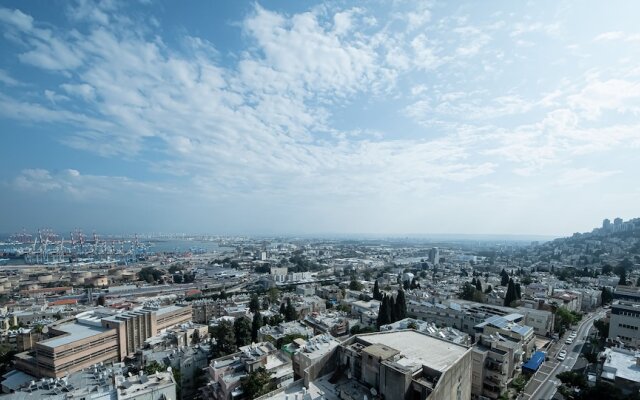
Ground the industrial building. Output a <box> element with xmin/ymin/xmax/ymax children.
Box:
<box><xmin>14</xmin><ymin>304</ymin><xmax>192</xmax><ymax>378</ymax></box>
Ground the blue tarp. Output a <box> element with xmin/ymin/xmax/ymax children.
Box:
<box><xmin>522</xmin><ymin>351</ymin><xmax>545</xmax><ymax>373</ymax></box>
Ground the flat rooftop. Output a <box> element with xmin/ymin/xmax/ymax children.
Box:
<box><xmin>156</xmin><ymin>305</ymin><xmax>184</xmax><ymax>316</ymax></box>
<box><xmin>602</xmin><ymin>348</ymin><xmax>640</xmax><ymax>383</ymax></box>
<box><xmin>38</xmin><ymin>323</ymin><xmax>111</xmax><ymax>348</ymax></box>
<box><xmin>357</xmin><ymin>330</ymin><xmax>469</xmax><ymax>372</ymax></box>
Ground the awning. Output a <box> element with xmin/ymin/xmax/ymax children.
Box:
<box><xmin>522</xmin><ymin>351</ymin><xmax>546</xmax><ymax>373</ymax></box>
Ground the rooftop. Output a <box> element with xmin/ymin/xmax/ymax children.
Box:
<box><xmin>356</xmin><ymin>330</ymin><xmax>469</xmax><ymax>373</ymax></box>
<box><xmin>38</xmin><ymin>322</ymin><xmax>112</xmax><ymax>348</ymax></box>
<box><xmin>155</xmin><ymin>305</ymin><xmax>184</xmax><ymax>316</ymax></box>
<box><xmin>602</xmin><ymin>348</ymin><xmax>640</xmax><ymax>384</ymax></box>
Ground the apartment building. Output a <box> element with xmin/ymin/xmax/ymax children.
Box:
<box><xmin>14</xmin><ymin>304</ymin><xmax>192</xmax><ymax>378</ymax></box>
<box><xmin>202</xmin><ymin>342</ymin><xmax>293</xmax><ymax>400</ymax></box>
<box><xmin>517</xmin><ymin>307</ymin><xmax>555</xmax><ymax>337</ymax></box>
<box><xmin>2</xmin><ymin>365</ymin><xmax>176</xmax><ymax>400</ymax></box>
<box><xmin>474</xmin><ymin>314</ymin><xmax>535</xmax><ymax>360</ymax></box>
<box><xmin>470</xmin><ymin>314</ymin><xmax>534</xmax><ymax>399</ymax></box>
<box><xmin>338</xmin><ymin>331</ymin><xmax>472</xmax><ymax>400</ymax></box>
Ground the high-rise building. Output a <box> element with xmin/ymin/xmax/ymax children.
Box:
<box><xmin>429</xmin><ymin>247</ymin><xmax>440</xmax><ymax>265</ymax></box>
<box><xmin>603</xmin><ymin>218</ymin><xmax>611</xmax><ymax>230</ymax></box>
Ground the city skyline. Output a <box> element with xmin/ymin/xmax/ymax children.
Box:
<box><xmin>1</xmin><ymin>1</ymin><xmax>640</xmax><ymax>236</ymax></box>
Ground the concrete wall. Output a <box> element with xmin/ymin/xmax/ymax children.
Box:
<box><xmin>429</xmin><ymin>349</ymin><xmax>472</xmax><ymax>400</ymax></box>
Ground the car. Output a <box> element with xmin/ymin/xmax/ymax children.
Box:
<box><xmin>565</xmin><ymin>338</ymin><xmax>573</xmax><ymax>344</ymax></box>
<box><xmin>557</xmin><ymin>350</ymin><xmax>567</xmax><ymax>361</ymax></box>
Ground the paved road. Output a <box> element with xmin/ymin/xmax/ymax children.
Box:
<box><xmin>521</xmin><ymin>309</ymin><xmax>605</xmax><ymax>400</ymax></box>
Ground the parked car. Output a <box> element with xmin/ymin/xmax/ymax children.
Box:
<box><xmin>557</xmin><ymin>350</ymin><xmax>567</xmax><ymax>361</ymax></box>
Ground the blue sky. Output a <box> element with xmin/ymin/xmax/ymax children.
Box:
<box><xmin>1</xmin><ymin>0</ymin><xmax>639</xmax><ymax>236</ymax></box>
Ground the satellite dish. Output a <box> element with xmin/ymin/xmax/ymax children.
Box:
<box><xmin>42</xmin><ymin>326</ymin><xmax>49</xmax><ymax>334</ymax></box>
<box><xmin>370</xmin><ymin>388</ymin><xmax>377</xmax><ymax>396</ymax></box>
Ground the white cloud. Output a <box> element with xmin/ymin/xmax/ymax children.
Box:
<box><xmin>60</xmin><ymin>83</ymin><xmax>96</xmax><ymax>100</ymax></box>
<box><xmin>594</xmin><ymin>31</ymin><xmax>640</xmax><ymax>42</ymax></box>
<box><xmin>556</xmin><ymin>168</ymin><xmax>620</xmax><ymax>187</ymax></box>
<box><xmin>567</xmin><ymin>78</ymin><xmax>640</xmax><ymax>118</ymax></box>
<box><xmin>0</xmin><ymin>7</ymin><xmax>33</xmax><ymax>31</ymax></box>
<box><xmin>2</xmin><ymin>1</ymin><xmax>640</xmax><ymax>235</ymax></box>
<box><xmin>0</xmin><ymin>69</ymin><xmax>21</xmax><ymax>86</ymax></box>
<box><xmin>44</xmin><ymin>89</ymin><xmax>69</xmax><ymax>103</ymax></box>
<box><xmin>13</xmin><ymin>168</ymin><xmax>171</xmax><ymax>200</ymax></box>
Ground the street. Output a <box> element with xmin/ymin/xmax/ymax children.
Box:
<box><xmin>520</xmin><ymin>309</ymin><xmax>606</xmax><ymax>400</ymax></box>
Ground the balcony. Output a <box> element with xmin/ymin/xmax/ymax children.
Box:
<box><xmin>486</xmin><ymin>361</ymin><xmax>506</xmax><ymax>374</ymax></box>
<box><xmin>483</xmin><ymin>383</ymin><xmax>502</xmax><ymax>398</ymax></box>
<box><xmin>485</xmin><ymin>369</ymin><xmax>505</xmax><ymax>383</ymax></box>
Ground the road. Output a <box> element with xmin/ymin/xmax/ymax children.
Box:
<box><xmin>521</xmin><ymin>309</ymin><xmax>605</xmax><ymax>400</ymax></box>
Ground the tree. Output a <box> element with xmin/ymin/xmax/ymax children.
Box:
<box><xmin>144</xmin><ymin>361</ymin><xmax>166</xmax><ymax>375</ymax></box>
<box><xmin>594</xmin><ymin>319</ymin><xmax>609</xmax><ymax>339</ymax></box>
<box><xmin>373</xmin><ymin>280</ymin><xmax>382</xmax><ymax>300</ymax></box>
<box><xmin>557</xmin><ymin>371</ymin><xmax>587</xmax><ymax>390</ymax></box>
<box><xmin>376</xmin><ymin>295</ymin><xmax>391</xmax><ymax>328</ymax></box>
<box><xmin>555</xmin><ymin>307</ymin><xmax>578</xmax><ymax>334</ymax></box>
<box><xmin>211</xmin><ymin>320</ymin><xmax>236</xmax><ymax>358</ymax></box>
<box><xmin>601</xmin><ymin>287</ymin><xmax>613</xmax><ymax>304</ymax></box>
<box><xmin>504</xmin><ymin>278</ymin><xmax>518</xmax><ymax>307</ymax></box>
<box><xmin>252</xmin><ymin>311</ymin><xmax>262</xmax><ymax>343</ymax></box>
<box><xmin>249</xmin><ymin>294</ymin><xmax>260</xmax><ymax>313</ymax></box>
<box><xmin>267</xmin><ymin>287</ymin><xmax>280</xmax><ymax>304</ymax></box>
<box><xmin>474</xmin><ymin>279</ymin><xmax>482</xmax><ymax>292</ymax></box>
<box><xmin>138</xmin><ymin>267</ymin><xmax>163</xmax><ymax>283</ymax></box>
<box><xmin>97</xmin><ymin>295</ymin><xmax>106</xmax><ymax>306</ymax></box>
<box><xmin>240</xmin><ymin>367</ymin><xmax>274</xmax><ymax>399</ymax></box>
<box><xmin>269</xmin><ymin>314</ymin><xmax>283</xmax><ymax>326</ymax></box>
<box><xmin>602</xmin><ymin>264</ymin><xmax>613</xmax><ymax>275</ymax></box>
<box><xmin>393</xmin><ymin>290</ymin><xmax>407</xmax><ymax>322</ymax></box>
<box><xmin>363</xmin><ymin>270</ymin><xmax>372</xmax><ymax>281</ymax></box>
<box><xmin>279</xmin><ymin>302</ymin><xmax>286</xmax><ymax>316</ymax></box>
<box><xmin>285</xmin><ymin>298</ymin><xmax>297</xmax><ymax>322</ymax></box>
<box><xmin>234</xmin><ymin>317</ymin><xmax>252</xmax><ymax>347</ymax></box>
<box><xmin>458</xmin><ymin>282</ymin><xmax>476</xmax><ymax>301</ymax></box>
<box><xmin>349</xmin><ymin>280</ymin><xmax>364</xmax><ymax>291</ymax></box>
<box><xmin>618</xmin><ymin>266</ymin><xmax>627</xmax><ymax>286</ymax></box>
<box><xmin>515</xmin><ymin>283</ymin><xmax>522</xmax><ymax>299</ymax></box>
<box><xmin>410</xmin><ymin>277</ymin><xmax>420</xmax><ymax>289</ymax></box>
<box><xmin>484</xmin><ymin>285</ymin><xmax>493</xmax><ymax>294</ymax></box>
<box><xmin>219</xmin><ymin>290</ymin><xmax>227</xmax><ymax>300</ymax></box>
<box><xmin>500</xmin><ymin>269</ymin><xmax>509</xmax><ymax>286</ymax></box>
<box><xmin>173</xmin><ymin>274</ymin><xmax>183</xmax><ymax>284</ymax></box>
<box><xmin>389</xmin><ymin>293</ymin><xmax>397</xmax><ymax>322</ymax></box>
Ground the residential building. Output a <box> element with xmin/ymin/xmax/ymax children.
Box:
<box><xmin>202</xmin><ymin>342</ymin><xmax>293</xmax><ymax>400</ymax></box>
<box><xmin>601</xmin><ymin>347</ymin><xmax>640</xmax><ymax>395</ymax></box>
<box><xmin>337</xmin><ymin>331</ymin><xmax>472</xmax><ymax>400</ymax></box>
<box><xmin>1</xmin><ymin>365</ymin><xmax>176</xmax><ymax>400</ymax></box>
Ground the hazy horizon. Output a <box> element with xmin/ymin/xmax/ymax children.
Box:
<box><xmin>1</xmin><ymin>1</ymin><xmax>639</xmax><ymax>236</ymax></box>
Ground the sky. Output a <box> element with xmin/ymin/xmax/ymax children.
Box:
<box><xmin>0</xmin><ymin>0</ymin><xmax>639</xmax><ymax>237</ymax></box>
